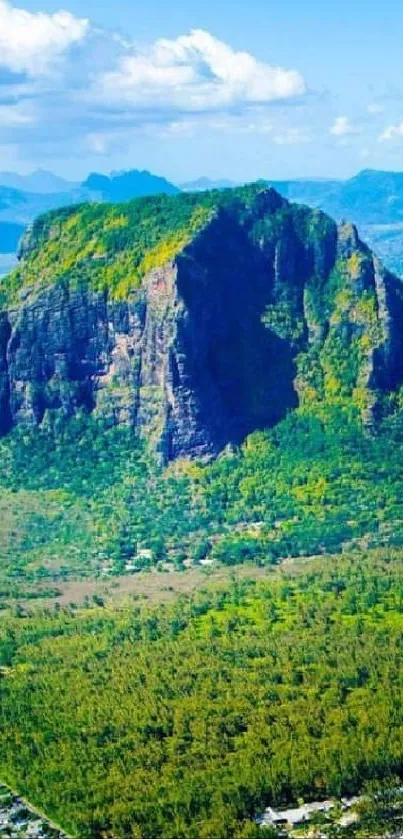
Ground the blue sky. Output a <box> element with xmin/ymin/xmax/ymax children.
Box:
<box><xmin>2</xmin><ymin>0</ymin><xmax>403</xmax><ymax>182</ymax></box>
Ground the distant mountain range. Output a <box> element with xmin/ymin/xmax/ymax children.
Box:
<box><xmin>83</xmin><ymin>170</ymin><xmax>179</xmax><ymax>201</ymax></box>
<box><xmin>180</xmin><ymin>177</ymin><xmax>236</xmax><ymax>191</ymax></box>
<box><xmin>0</xmin><ymin>169</ymin><xmax>180</xmax><ymax>272</ymax></box>
<box><xmin>183</xmin><ymin>170</ymin><xmax>403</xmax><ymax>224</ymax></box>
<box><xmin>265</xmin><ymin>170</ymin><xmax>403</xmax><ymax>224</ymax></box>
<box><xmin>0</xmin><ymin>168</ymin><xmax>78</xmax><ymax>195</ymax></box>
<box><xmin>3</xmin><ymin>168</ymin><xmax>403</xmax><ymax>276</ymax></box>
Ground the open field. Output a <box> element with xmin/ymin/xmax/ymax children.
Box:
<box><xmin>10</xmin><ymin>561</ymin><xmax>301</xmax><ymax>610</ymax></box>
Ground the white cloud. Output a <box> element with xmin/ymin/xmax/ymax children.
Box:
<box><xmin>0</xmin><ymin>102</ymin><xmax>33</xmax><ymax>125</ymax></box>
<box><xmin>379</xmin><ymin>121</ymin><xmax>403</xmax><ymax>142</ymax></box>
<box><xmin>330</xmin><ymin>116</ymin><xmax>359</xmax><ymax>136</ymax></box>
<box><xmin>0</xmin><ymin>0</ymin><xmax>89</xmax><ymax>76</ymax></box>
<box><xmin>368</xmin><ymin>103</ymin><xmax>384</xmax><ymax>115</ymax></box>
<box><xmin>0</xmin><ymin>9</ymin><xmax>309</xmax><ymax>166</ymax></box>
<box><xmin>86</xmin><ymin>133</ymin><xmax>110</xmax><ymax>154</ymax></box>
<box><xmin>96</xmin><ymin>29</ymin><xmax>306</xmax><ymax>113</ymax></box>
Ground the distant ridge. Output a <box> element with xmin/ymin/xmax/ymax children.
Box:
<box><xmin>0</xmin><ymin>168</ymin><xmax>77</xmax><ymax>195</ymax></box>
<box><xmin>4</xmin><ymin>167</ymin><xmax>403</xmax><ymax>275</ymax></box>
<box><xmin>0</xmin><ymin>167</ymin><xmax>181</xmax><ymax>265</ymax></box>
<box><xmin>263</xmin><ymin>169</ymin><xmax>403</xmax><ymax>275</ymax></box>
<box><xmin>265</xmin><ymin>169</ymin><xmax>403</xmax><ymax>224</ymax></box>
<box><xmin>83</xmin><ymin>169</ymin><xmax>179</xmax><ymax>201</ymax></box>
<box><xmin>182</xmin><ymin>170</ymin><xmax>403</xmax><ymax>274</ymax></box>
<box><xmin>180</xmin><ymin>169</ymin><xmax>403</xmax><ymax>223</ymax></box>
<box><xmin>180</xmin><ymin>177</ymin><xmax>237</xmax><ymax>192</ymax></box>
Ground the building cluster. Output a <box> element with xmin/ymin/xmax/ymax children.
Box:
<box><xmin>259</xmin><ymin>797</ymin><xmax>360</xmax><ymax>833</ymax></box>
<box><xmin>0</xmin><ymin>786</ymin><xmax>68</xmax><ymax>839</ymax></box>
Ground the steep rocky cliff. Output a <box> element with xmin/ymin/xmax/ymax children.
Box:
<box><xmin>1</xmin><ymin>185</ymin><xmax>403</xmax><ymax>460</ymax></box>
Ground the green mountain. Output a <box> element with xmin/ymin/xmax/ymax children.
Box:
<box><xmin>2</xmin><ymin>186</ymin><xmax>403</xmax><ymax>839</ymax></box>
<box><xmin>186</xmin><ymin>170</ymin><xmax>403</xmax><ymax>274</ymax></box>
<box><xmin>1</xmin><ymin>184</ymin><xmax>403</xmax><ymax>457</ymax></box>
<box><xmin>1</xmin><ymin>183</ymin><xmax>403</xmax><ymax>589</ymax></box>
<box><xmin>5</xmin><ymin>168</ymin><xmax>403</xmax><ymax>279</ymax></box>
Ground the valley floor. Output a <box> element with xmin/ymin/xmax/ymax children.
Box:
<box><xmin>2</xmin><ymin>548</ymin><xmax>403</xmax><ymax>838</ymax></box>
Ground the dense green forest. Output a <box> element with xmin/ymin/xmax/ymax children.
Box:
<box><xmin>2</xmin><ymin>184</ymin><xmax>282</xmax><ymax>305</ymax></box>
<box><xmin>1</xmin><ymin>550</ymin><xmax>403</xmax><ymax>837</ymax></box>
<box><xmin>1</xmin><ymin>402</ymin><xmax>403</xmax><ymax>599</ymax></box>
<box><xmin>2</xmin><ymin>182</ymin><xmax>403</xmax><ymax>836</ymax></box>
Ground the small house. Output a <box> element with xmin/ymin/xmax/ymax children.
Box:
<box><xmin>261</xmin><ymin>799</ymin><xmax>335</xmax><ymax>829</ymax></box>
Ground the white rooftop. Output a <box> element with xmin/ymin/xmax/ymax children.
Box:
<box><xmin>262</xmin><ymin>800</ymin><xmax>335</xmax><ymax>826</ymax></box>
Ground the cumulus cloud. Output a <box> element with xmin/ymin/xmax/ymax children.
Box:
<box><xmin>330</xmin><ymin>116</ymin><xmax>359</xmax><ymax>137</ymax></box>
<box><xmin>0</xmin><ymin>0</ymin><xmax>89</xmax><ymax>76</ymax></box>
<box><xmin>0</xmin><ymin>5</ymin><xmax>309</xmax><ymax>166</ymax></box>
<box><xmin>379</xmin><ymin>121</ymin><xmax>403</xmax><ymax>142</ymax></box>
<box><xmin>96</xmin><ymin>29</ymin><xmax>306</xmax><ymax>112</ymax></box>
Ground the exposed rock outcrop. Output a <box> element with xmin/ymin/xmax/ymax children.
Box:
<box><xmin>1</xmin><ymin>187</ymin><xmax>403</xmax><ymax>460</ymax></box>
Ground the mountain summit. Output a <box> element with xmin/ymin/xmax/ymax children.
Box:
<box><xmin>82</xmin><ymin>169</ymin><xmax>179</xmax><ymax>201</ymax></box>
<box><xmin>1</xmin><ymin>184</ymin><xmax>403</xmax><ymax>459</ymax></box>
<box><xmin>0</xmin><ymin>168</ymin><xmax>77</xmax><ymax>195</ymax></box>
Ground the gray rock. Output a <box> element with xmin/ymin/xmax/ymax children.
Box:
<box><xmin>1</xmin><ymin>191</ymin><xmax>403</xmax><ymax>460</ymax></box>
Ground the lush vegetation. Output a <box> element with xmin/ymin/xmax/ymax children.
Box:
<box><xmin>0</xmin><ymin>184</ymin><xmax>278</xmax><ymax>306</ymax></box>
<box><xmin>2</xmin><ymin>181</ymin><xmax>403</xmax><ymax>836</ymax></box>
<box><xmin>0</xmin><ymin>197</ymin><xmax>207</xmax><ymax>305</ymax></box>
<box><xmin>1</xmin><ymin>550</ymin><xmax>403</xmax><ymax>837</ymax></box>
<box><xmin>1</xmin><ymin>403</ymin><xmax>403</xmax><ymax>600</ymax></box>
<box><xmin>201</xmin><ymin>402</ymin><xmax>403</xmax><ymax>561</ymax></box>
<box><xmin>0</xmin><ymin>416</ymin><xmax>200</xmax><ymax>594</ymax></box>
<box><xmin>0</xmin><ymin>182</ymin><xmax>338</xmax><ymax>309</ymax></box>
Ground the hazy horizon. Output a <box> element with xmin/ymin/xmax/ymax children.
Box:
<box><xmin>3</xmin><ymin>165</ymin><xmax>403</xmax><ymax>187</ymax></box>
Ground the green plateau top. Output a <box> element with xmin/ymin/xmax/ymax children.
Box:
<box><xmin>0</xmin><ymin>184</ymin><xmax>332</xmax><ymax>307</ymax></box>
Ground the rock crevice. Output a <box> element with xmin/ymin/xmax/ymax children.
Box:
<box><xmin>1</xmin><ymin>189</ymin><xmax>403</xmax><ymax>459</ymax></box>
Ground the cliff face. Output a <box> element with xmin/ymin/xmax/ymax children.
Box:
<box><xmin>1</xmin><ymin>186</ymin><xmax>403</xmax><ymax>460</ymax></box>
